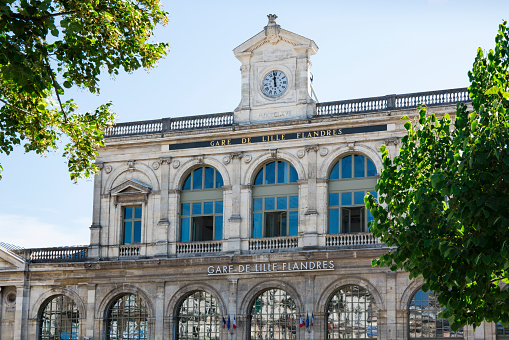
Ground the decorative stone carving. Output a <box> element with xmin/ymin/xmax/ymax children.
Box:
<box><xmin>243</xmin><ymin>154</ymin><xmax>252</xmax><ymax>163</ymax></box>
<box><xmin>384</xmin><ymin>137</ymin><xmax>400</xmax><ymax>146</ymax></box>
<box><xmin>347</xmin><ymin>141</ymin><xmax>356</xmax><ymax>151</ymax></box>
<box><xmin>172</xmin><ymin>160</ymin><xmax>180</xmax><ymax>169</ymax></box>
<box><xmin>151</xmin><ymin>161</ymin><xmax>161</xmax><ymax>170</ymax></box>
<box><xmin>95</xmin><ymin>162</ymin><xmax>104</xmax><ymax>171</ymax></box>
<box><xmin>240</xmin><ymin>65</ymin><xmax>250</xmax><ymax>72</ymax></box>
<box><xmin>305</xmin><ymin>145</ymin><xmax>319</xmax><ymax>153</ymax></box>
<box><xmin>319</xmin><ymin>147</ymin><xmax>329</xmax><ymax>157</ymax></box>
<box><xmin>269</xmin><ymin>148</ymin><xmax>278</xmax><ymax>159</ymax></box>
<box><xmin>230</xmin><ymin>152</ymin><xmax>243</xmax><ymax>160</ymax></box>
<box><xmin>105</xmin><ymin>165</ymin><xmax>112</xmax><ymax>174</ymax></box>
<box><xmin>264</xmin><ymin>14</ymin><xmax>281</xmax><ymax>45</ymax></box>
<box><xmin>223</xmin><ymin>156</ymin><xmax>231</xmax><ymax>165</ymax></box>
<box><xmin>127</xmin><ymin>159</ymin><xmax>136</xmax><ymax>169</ymax></box>
<box><xmin>297</xmin><ymin>149</ymin><xmax>305</xmax><ymax>158</ymax></box>
<box><xmin>196</xmin><ymin>155</ymin><xmax>204</xmax><ymax>164</ymax></box>
<box><xmin>160</xmin><ymin>157</ymin><xmax>172</xmax><ymax>164</ymax></box>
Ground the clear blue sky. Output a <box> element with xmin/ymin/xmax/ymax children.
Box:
<box><xmin>0</xmin><ymin>0</ymin><xmax>507</xmax><ymax>248</ymax></box>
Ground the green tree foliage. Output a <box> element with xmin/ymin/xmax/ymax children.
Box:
<box><xmin>366</xmin><ymin>21</ymin><xmax>509</xmax><ymax>330</ymax></box>
<box><xmin>0</xmin><ymin>0</ymin><xmax>169</xmax><ymax>181</ymax></box>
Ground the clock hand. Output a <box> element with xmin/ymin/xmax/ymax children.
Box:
<box><xmin>273</xmin><ymin>72</ymin><xmax>277</xmax><ymax>88</ymax></box>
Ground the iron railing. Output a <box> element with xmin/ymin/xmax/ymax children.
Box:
<box><xmin>13</xmin><ymin>246</ymin><xmax>88</xmax><ymax>263</ymax></box>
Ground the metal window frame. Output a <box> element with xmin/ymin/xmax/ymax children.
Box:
<box><xmin>175</xmin><ymin>291</ymin><xmax>221</xmax><ymax>340</ymax></box>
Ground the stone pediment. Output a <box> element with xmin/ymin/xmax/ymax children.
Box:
<box><xmin>0</xmin><ymin>245</ymin><xmax>26</xmax><ymax>270</ymax></box>
<box><xmin>233</xmin><ymin>15</ymin><xmax>318</xmax><ymax>57</ymax></box>
<box><xmin>110</xmin><ymin>179</ymin><xmax>152</xmax><ymax>205</ymax></box>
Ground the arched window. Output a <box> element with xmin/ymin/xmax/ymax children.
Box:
<box><xmin>408</xmin><ymin>289</ymin><xmax>463</xmax><ymax>338</ymax></box>
<box><xmin>326</xmin><ymin>285</ymin><xmax>378</xmax><ymax>339</ymax></box>
<box><xmin>252</xmin><ymin>160</ymin><xmax>299</xmax><ymax>238</ymax></box>
<box><xmin>249</xmin><ymin>289</ymin><xmax>297</xmax><ymax>339</ymax></box>
<box><xmin>181</xmin><ymin>166</ymin><xmax>224</xmax><ymax>242</ymax></box>
<box><xmin>328</xmin><ymin>154</ymin><xmax>377</xmax><ymax>234</ymax></box>
<box><xmin>175</xmin><ymin>291</ymin><xmax>221</xmax><ymax>339</ymax></box>
<box><xmin>105</xmin><ymin>294</ymin><xmax>149</xmax><ymax>340</ymax></box>
<box><xmin>39</xmin><ymin>295</ymin><xmax>79</xmax><ymax>340</ymax></box>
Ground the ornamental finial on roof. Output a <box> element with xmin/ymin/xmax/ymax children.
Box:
<box><xmin>265</xmin><ymin>14</ymin><xmax>281</xmax><ymax>44</ymax></box>
<box><xmin>267</xmin><ymin>14</ymin><xmax>278</xmax><ymax>25</ymax></box>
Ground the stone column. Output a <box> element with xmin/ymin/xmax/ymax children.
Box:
<box><xmin>304</xmin><ymin>275</ymin><xmax>315</xmax><ymax>339</ymax></box>
<box><xmin>228</xmin><ymin>278</ymin><xmax>239</xmax><ymax>340</ymax></box>
<box><xmin>155</xmin><ymin>158</ymin><xmax>171</xmax><ymax>257</ymax></box>
<box><xmin>227</xmin><ymin>153</ymin><xmax>243</xmax><ymax>254</ymax></box>
<box><xmin>154</xmin><ymin>283</ymin><xmax>165</xmax><ymax>340</ymax></box>
<box><xmin>168</xmin><ymin>189</ymin><xmax>180</xmax><ymax>256</ymax></box>
<box><xmin>13</xmin><ymin>284</ymin><xmax>29</xmax><ymax>340</ymax></box>
<box><xmin>303</xmin><ymin>145</ymin><xmax>318</xmax><ymax>248</ymax></box>
<box><xmin>85</xmin><ymin>284</ymin><xmax>97</xmax><ymax>340</ymax></box>
<box><xmin>385</xmin><ymin>272</ymin><xmax>397</xmax><ymax>340</ymax></box>
<box><xmin>89</xmin><ymin>163</ymin><xmax>104</xmax><ymax>259</ymax></box>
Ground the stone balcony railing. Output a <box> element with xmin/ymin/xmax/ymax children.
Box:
<box><xmin>118</xmin><ymin>244</ymin><xmax>141</xmax><ymax>257</ymax></box>
<box><xmin>103</xmin><ymin>87</ymin><xmax>471</xmax><ymax>138</ymax></box>
<box><xmin>176</xmin><ymin>240</ymin><xmax>223</xmax><ymax>255</ymax></box>
<box><xmin>325</xmin><ymin>232</ymin><xmax>382</xmax><ymax>248</ymax></box>
<box><xmin>249</xmin><ymin>236</ymin><xmax>299</xmax><ymax>251</ymax></box>
<box><xmin>12</xmin><ymin>246</ymin><xmax>88</xmax><ymax>263</ymax></box>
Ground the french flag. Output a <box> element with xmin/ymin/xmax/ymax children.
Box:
<box><xmin>299</xmin><ymin>315</ymin><xmax>305</xmax><ymax>327</ymax></box>
<box><xmin>222</xmin><ymin>316</ymin><xmax>226</xmax><ymax>329</ymax></box>
<box><xmin>306</xmin><ymin>313</ymin><xmax>309</xmax><ymax>328</ymax></box>
<box><xmin>311</xmin><ymin>313</ymin><xmax>314</xmax><ymax>327</ymax></box>
<box><xmin>233</xmin><ymin>316</ymin><xmax>237</xmax><ymax>329</ymax></box>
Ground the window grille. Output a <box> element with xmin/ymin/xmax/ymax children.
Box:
<box><xmin>176</xmin><ymin>291</ymin><xmax>221</xmax><ymax>339</ymax></box>
<box><xmin>39</xmin><ymin>295</ymin><xmax>79</xmax><ymax>340</ymax></box>
<box><xmin>106</xmin><ymin>294</ymin><xmax>148</xmax><ymax>340</ymax></box>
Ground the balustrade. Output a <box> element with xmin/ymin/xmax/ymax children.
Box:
<box><xmin>326</xmin><ymin>232</ymin><xmax>381</xmax><ymax>248</ymax></box>
<box><xmin>118</xmin><ymin>245</ymin><xmax>141</xmax><ymax>257</ymax></box>
<box><xmin>249</xmin><ymin>236</ymin><xmax>299</xmax><ymax>251</ymax></box>
<box><xmin>13</xmin><ymin>246</ymin><xmax>88</xmax><ymax>263</ymax></box>
<box><xmin>176</xmin><ymin>241</ymin><xmax>222</xmax><ymax>254</ymax></box>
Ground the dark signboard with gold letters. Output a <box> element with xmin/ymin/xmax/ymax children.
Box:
<box><xmin>169</xmin><ymin>124</ymin><xmax>387</xmax><ymax>150</ymax></box>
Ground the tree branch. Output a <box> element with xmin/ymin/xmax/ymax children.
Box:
<box><xmin>0</xmin><ymin>97</ymin><xmax>34</xmax><ymax>116</ymax></box>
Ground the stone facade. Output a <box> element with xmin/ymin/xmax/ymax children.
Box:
<box><xmin>0</xmin><ymin>15</ymin><xmax>498</xmax><ymax>340</ymax></box>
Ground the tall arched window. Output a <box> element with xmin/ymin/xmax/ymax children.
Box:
<box><xmin>328</xmin><ymin>154</ymin><xmax>377</xmax><ymax>234</ymax></box>
<box><xmin>252</xmin><ymin>160</ymin><xmax>299</xmax><ymax>238</ymax></box>
<box><xmin>175</xmin><ymin>291</ymin><xmax>221</xmax><ymax>339</ymax></box>
<box><xmin>39</xmin><ymin>295</ymin><xmax>79</xmax><ymax>340</ymax></box>
<box><xmin>326</xmin><ymin>285</ymin><xmax>378</xmax><ymax>339</ymax></box>
<box><xmin>408</xmin><ymin>289</ymin><xmax>463</xmax><ymax>338</ymax></box>
<box><xmin>106</xmin><ymin>294</ymin><xmax>149</xmax><ymax>340</ymax></box>
<box><xmin>249</xmin><ymin>289</ymin><xmax>297</xmax><ymax>339</ymax></box>
<box><xmin>181</xmin><ymin>166</ymin><xmax>224</xmax><ymax>242</ymax></box>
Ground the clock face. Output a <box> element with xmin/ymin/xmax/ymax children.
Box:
<box><xmin>262</xmin><ymin>70</ymin><xmax>288</xmax><ymax>98</ymax></box>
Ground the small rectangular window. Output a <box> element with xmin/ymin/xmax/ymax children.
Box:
<box><xmin>123</xmin><ymin>206</ymin><xmax>142</xmax><ymax>244</ymax></box>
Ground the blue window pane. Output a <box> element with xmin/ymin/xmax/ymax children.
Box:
<box><xmin>289</xmin><ymin>165</ymin><xmax>298</xmax><ymax>182</ymax></box>
<box><xmin>354</xmin><ymin>155</ymin><xmax>365</xmax><ymax>178</ymax></box>
<box><xmin>289</xmin><ymin>196</ymin><xmax>299</xmax><ymax>209</ymax></box>
<box><xmin>182</xmin><ymin>203</ymin><xmax>190</xmax><ymax>216</ymax></box>
<box><xmin>192</xmin><ymin>202</ymin><xmax>202</xmax><ymax>215</ymax></box>
<box><xmin>192</xmin><ymin>168</ymin><xmax>203</xmax><ymax>190</ymax></box>
<box><xmin>330</xmin><ymin>162</ymin><xmax>339</xmax><ymax>180</ymax></box>
<box><xmin>329</xmin><ymin>209</ymin><xmax>339</xmax><ymax>234</ymax></box>
<box><xmin>181</xmin><ymin>218</ymin><xmax>190</xmax><ymax>242</ymax></box>
<box><xmin>216</xmin><ymin>171</ymin><xmax>224</xmax><ymax>188</ymax></box>
<box><xmin>254</xmin><ymin>198</ymin><xmax>263</xmax><ymax>211</ymax></box>
<box><xmin>265</xmin><ymin>162</ymin><xmax>276</xmax><ymax>184</ymax></box>
<box><xmin>123</xmin><ymin>222</ymin><xmax>132</xmax><ymax>244</ymax></box>
<box><xmin>204</xmin><ymin>167</ymin><xmax>214</xmax><ymax>189</ymax></box>
<box><xmin>281</xmin><ymin>213</ymin><xmax>287</xmax><ymax>236</ymax></box>
<box><xmin>342</xmin><ymin>192</ymin><xmax>352</xmax><ymax>206</ymax></box>
<box><xmin>277</xmin><ymin>161</ymin><xmax>288</xmax><ymax>183</ymax></box>
<box><xmin>134</xmin><ymin>206</ymin><xmax>142</xmax><ymax>219</ymax></box>
<box><xmin>289</xmin><ymin>211</ymin><xmax>298</xmax><ymax>236</ymax></box>
<box><xmin>124</xmin><ymin>207</ymin><xmax>133</xmax><ymax>219</ymax></box>
<box><xmin>253</xmin><ymin>214</ymin><xmax>263</xmax><ymax>238</ymax></box>
<box><xmin>214</xmin><ymin>216</ymin><xmax>223</xmax><ymax>240</ymax></box>
<box><xmin>204</xmin><ymin>202</ymin><xmax>213</xmax><ymax>214</ymax></box>
<box><xmin>254</xmin><ymin>169</ymin><xmax>263</xmax><ymax>185</ymax></box>
<box><xmin>367</xmin><ymin>158</ymin><xmax>377</xmax><ymax>177</ymax></box>
<box><xmin>265</xmin><ymin>197</ymin><xmax>275</xmax><ymax>210</ymax></box>
<box><xmin>215</xmin><ymin>201</ymin><xmax>223</xmax><ymax>214</ymax></box>
<box><xmin>342</xmin><ymin>155</ymin><xmax>352</xmax><ymax>179</ymax></box>
<box><xmin>277</xmin><ymin>197</ymin><xmax>287</xmax><ymax>210</ymax></box>
<box><xmin>354</xmin><ymin>191</ymin><xmax>365</xmax><ymax>205</ymax></box>
<box><xmin>329</xmin><ymin>193</ymin><xmax>339</xmax><ymax>206</ymax></box>
<box><xmin>183</xmin><ymin>174</ymin><xmax>191</xmax><ymax>190</ymax></box>
<box><xmin>133</xmin><ymin>221</ymin><xmax>141</xmax><ymax>243</ymax></box>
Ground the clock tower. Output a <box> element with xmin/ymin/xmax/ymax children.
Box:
<box><xmin>233</xmin><ymin>14</ymin><xmax>318</xmax><ymax>124</ymax></box>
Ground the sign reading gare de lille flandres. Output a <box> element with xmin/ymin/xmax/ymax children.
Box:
<box><xmin>207</xmin><ymin>260</ymin><xmax>335</xmax><ymax>275</ymax></box>
<box><xmin>169</xmin><ymin>124</ymin><xmax>388</xmax><ymax>150</ymax></box>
